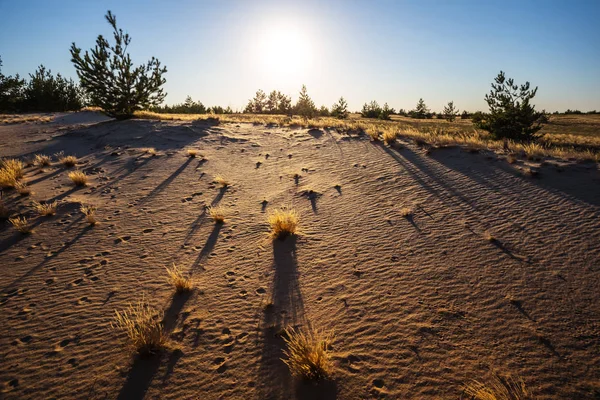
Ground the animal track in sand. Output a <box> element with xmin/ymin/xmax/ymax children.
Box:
<box><xmin>11</xmin><ymin>335</ymin><xmax>33</xmax><ymax>346</ymax></box>
<box><xmin>142</xmin><ymin>228</ymin><xmax>154</xmax><ymax>233</ymax></box>
<box><xmin>114</xmin><ymin>235</ymin><xmax>131</xmax><ymax>244</ymax></box>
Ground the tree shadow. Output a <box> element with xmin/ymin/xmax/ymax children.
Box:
<box><xmin>139</xmin><ymin>157</ymin><xmax>193</xmax><ymax>203</ymax></box>
<box><xmin>191</xmin><ymin>223</ymin><xmax>223</xmax><ymax>270</ymax></box>
<box><xmin>183</xmin><ymin>189</ymin><xmax>227</xmax><ymax>245</ymax></box>
<box><xmin>26</xmin><ymin>167</ymin><xmax>64</xmax><ymax>185</ymax></box>
<box><xmin>211</xmin><ymin>186</ymin><xmax>228</xmax><ymax>206</ymax></box>
<box><xmin>404</xmin><ymin>214</ymin><xmax>421</xmax><ymax>232</ymax></box>
<box><xmin>1</xmin><ymin>224</ymin><xmax>93</xmax><ymax>294</ymax></box>
<box><xmin>257</xmin><ymin>236</ymin><xmax>306</xmax><ymax>399</ymax></box>
<box><xmin>0</xmin><ymin>217</ymin><xmax>46</xmax><ymax>253</ymax></box>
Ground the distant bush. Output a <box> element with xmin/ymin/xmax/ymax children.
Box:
<box><xmin>442</xmin><ymin>101</ymin><xmax>459</xmax><ymax>122</ymax></box>
<box><xmin>318</xmin><ymin>105</ymin><xmax>330</xmax><ymax>117</ymax></box>
<box><xmin>476</xmin><ymin>71</ymin><xmax>544</xmax><ymax>141</ymax></box>
<box><xmin>331</xmin><ymin>97</ymin><xmax>349</xmax><ymax>119</ymax></box>
<box><xmin>294</xmin><ymin>85</ymin><xmax>317</xmax><ymax>118</ymax></box>
<box><xmin>245</xmin><ymin>89</ymin><xmax>291</xmax><ymax>114</ymax></box>
<box><xmin>70</xmin><ymin>11</ymin><xmax>167</xmax><ymax>119</ymax></box>
<box><xmin>361</xmin><ymin>101</ymin><xmax>394</xmax><ymax>120</ymax></box>
<box><xmin>409</xmin><ymin>98</ymin><xmax>432</xmax><ymax>119</ymax></box>
<box><xmin>461</xmin><ymin>110</ymin><xmax>470</xmax><ymax>119</ymax></box>
<box><xmin>0</xmin><ymin>56</ymin><xmax>26</xmax><ymax>112</ymax></box>
<box><xmin>564</xmin><ymin>109</ymin><xmax>582</xmax><ymax>115</ymax></box>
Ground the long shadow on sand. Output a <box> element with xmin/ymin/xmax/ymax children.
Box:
<box><xmin>256</xmin><ymin>237</ymin><xmax>335</xmax><ymax>400</ymax></box>
<box><xmin>117</xmin><ymin>291</ymin><xmax>193</xmax><ymax>400</ymax></box>
<box><xmin>138</xmin><ymin>157</ymin><xmax>194</xmax><ymax>204</ymax></box>
<box><xmin>1</xmin><ymin>224</ymin><xmax>93</xmax><ymax>294</ymax></box>
<box><xmin>191</xmin><ymin>222</ymin><xmax>223</xmax><ymax>270</ymax></box>
<box><xmin>183</xmin><ymin>189</ymin><xmax>227</xmax><ymax>246</ymax></box>
<box><xmin>429</xmin><ymin>147</ymin><xmax>600</xmax><ymax>207</ymax></box>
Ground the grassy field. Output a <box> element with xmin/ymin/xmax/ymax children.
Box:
<box><xmin>134</xmin><ymin>111</ymin><xmax>600</xmax><ymax>162</ymax></box>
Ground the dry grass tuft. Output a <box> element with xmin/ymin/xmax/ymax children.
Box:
<box><xmin>506</xmin><ymin>154</ymin><xmax>517</xmax><ymax>164</ymax></box>
<box><xmin>15</xmin><ymin>181</ymin><xmax>32</xmax><ymax>196</ymax></box>
<box><xmin>213</xmin><ymin>174</ymin><xmax>230</xmax><ymax>187</ymax></box>
<box><xmin>484</xmin><ymin>231</ymin><xmax>496</xmax><ymax>242</ymax></box>
<box><xmin>464</xmin><ymin>372</ymin><xmax>532</xmax><ymax>400</ymax></box>
<box><xmin>400</xmin><ymin>207</ymin><xmax>414</xmax><ymax>217</ymax></box>
<box><xmin>9</xmin><ymin>216</ymin><xmax>33</xmax><ymax>234</ymax></box>
<box><xmin>112</xmin><ymin>300</ymin><xmax>169</xmax><ymax>355</ymax></box>
<box><xmin>33</xmin><ymin>201</ymin><xmax>57</xmax><ymax>216</ymax></box>
<box><xmin>187</xmin><ymin>149</ymin><xmax>199</xmax><ymax>158</ymax></box>
<box><xmin>59</xmin><ymin>154</ymin><xmax>77</xmax><ymax>168</ymax></box>
<box><xmin>68</xmin><ymin>170</ymin><xmax>88</xmax><ymax>186</ymax></box>
<box><xmin>207</xmin><ymin>205</ymin><xmax>226</xmax><ymax>223</ymax></box>
<box><xmin>382</xmin><ymin>129</ymin><xmax>398</xmax><ymax>145</ymax></box>
<box><xmin>0</xmin><ymin>158</ymin><xmax>25</xmax><ymax>188</ymax></box>
<box><xmin>80</xmin><ymin>204</ymin><xmax>97</xmax><ymax>225</ymax></box>
<box><xmin>143</xmin><ymin>148</ymin><xmax>157</xmax><ymax>156</ymax></box>
<box><xmin>365</xmin><ymin>127</ymin><xmax>380</xmax><ymax>141</ymax></box>
<box><xmin>282</xmin><ymin>326</ymin><xmax>334</xmax><ymax>380</ymax></box>
<box><xmin>0</xmin><ymin>201</ymin><xmax>11</xmax><ymax>220</ymax></box>
<box><xmin>165</xmin><ymin>263</ymin><xmax>193</xmax><ymax>293</ymax></box>
<box><xmin>268</xmin><ymin>208</ymin><xmax>299</xmax><ymax>239</ymax></box>
<box><xmin>34</xmin><ymin>154</ymin><xmax>51</xmax><ymax>167</ymax></box>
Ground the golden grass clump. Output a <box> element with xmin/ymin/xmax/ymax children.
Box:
<box><xmin>112</xmin><ymin>300</ymin><xmax>168</xmax><ymax>355</ymax></box>
<box><xmin>143</xmin><ymin>148</ymin><xmax>157</xmax><ymax>156</ymax></box>
<box><xmin>187</xmin><ymin>149</ymin><xmax>199</xmax><ymax>158</ymax></box>
<box><xmin>9</xmin><ymin>216</ymin><xmax>33</xmax><ymax>234</ymax></box>
<box><xmin>400</xmin><ymin>207</ymin><xmax>414</xmax><ymax>217</ymax></box>
<box><xmin>282</xmin><ymin>327</ymin><xmax>334</xmax><ymax>380</ymax></box>
<box><xmin>365</xmin><ymin>126</ymin><xmax>380</xmax><ymax>141</ymax></box>
<box><xmin>165</xmin><ymin>263</ymin><xmax>193</xmax><ymax>293</ymax></box>
<box><xmin>0</xmin><ymin>158</ymin><xmax>25</xmax><ymax>188</ymax></box>
<box><xmin>484</xmin><ymin>231</ymin><xmax>496</xmax><ymax>242</ymax></box>
<box><xmin>268</xmin><ymin>208</ymin><xmax>299</xmax><ymax>239</ymax></box>
<box><xmin>59</xmin><ymin>154</ymin><xmax>77</xmax><ymax>168</ymax></box>
<box><xmin>213</xmin><ymin>174</ymin><xmax>230</xmax><ymax>187</ymax></box>
<box><xmin>15</xmin><ymin>181</ymin><xmax>32</xmax><ymax>196</ymax></box>
<box><xmin>68</xmin><ymin>170</ymin><xmax>88</xmax><ymax>186</ymax></box>
<box><xmin>80</xmin><ymin>204</ymin><xmax>97</xmax><ymax>225</ymax></box>
<box><xmin>464</xmin><ymin>372</ymin><xmax>532</xmax><ymax>400</ymax></box>
<box><xmin>382</xmin><ymin>128</ymin><xmax>398</xmax><ymax>145</ymax></box>
<box><xmin>34</xmin><ymin>154</ymin><xmax>51</xmax><ymax>167</ymax></box>
<box><xmin>207</xmin><ymin>205</ymin><xmax>226</xmax><ymax>223</ymax></box>
<box><xmin>33</xmin><ymin>201</ymin><xmax>58</xmax><ymax>216</ymax></box>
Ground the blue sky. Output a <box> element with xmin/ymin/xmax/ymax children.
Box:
<box><xmin>1</xmin><ymin>0</ymin><xmax>598</xmax><ymax>112</ymax></box>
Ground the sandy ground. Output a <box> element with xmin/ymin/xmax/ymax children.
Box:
<box><xmin>1</xmin><ymin>112</ymin><xmax>599</xmax><ymax>399</ymax></box>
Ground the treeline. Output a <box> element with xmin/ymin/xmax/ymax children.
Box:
<box><xmin>244</xmin><ymin>85</ymin><xmax>349</xmax><ymax>119</ymax></box>
<box><xmin>0</xmin><ymin>57</ymin><xmax>84</xmax><ymax>112</ymax></box>
<box><xmin>149</xmin><ymin>96</ymin><xmax>233</xmax><ymax>114</ymax></box>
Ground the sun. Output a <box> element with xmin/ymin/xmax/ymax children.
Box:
<box><xmin>256</xmin><ymin>23</ymin><xmax>313</xmax><ymax>83</ymax></box>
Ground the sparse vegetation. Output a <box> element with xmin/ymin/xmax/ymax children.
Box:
<box><xmin>484</xmin><ymin>231</ymin><xmax>496</xmax><ymax>242</ymax></box>
<box><xmin>186</xmin><ymin>149</ymin><xmax>198</xmax><ymax>158</ymax></box>
<box><xmin>0</xmin><ymin>158</ymin><xmax>25</xmax><ymax>188</ymax></box>
<box><xmin>382</xmin><ymin>129</ymin><xmax>398</xmax><ymax>145</ymax></box>
<box><xmin>165</xmin><ymin>264</ymin><xmax>193</xmax><ymax>293</ymax></box>
<box><xmin>143</xmin><ymin>148</ymin><xmax>157</xmax><ymax>156</ymax></box>
<box><xmin>443</xmin><ymin>101</ymin><xmax>459</xmax><ymax>122</ymax></box>
<box><xmin>282</xmin><ymin>326</ymin><xmax>334</xmax><ymax>380</ymax></box>
<box><xmin>213</xmin><ymin>175</ymin><xmax>230</xmax><ymax>187</ymax></box>
<box><xmin>400</xmin><ymin>207</ymin><xmax>413</xmax><ymax>217</ymax></box>
<box><xmin>68</xmin><ymin>170</ymin><xmax>88</xmax><ymax>186</ymax></box>
<box><xmin>33</xmin><ymin>201</ymin><xmax>57</xmax><ymax>216</ymax></box>
<box><xmin>58</xmin><ymin>153</ymin><xmax>77</xmax><ymax>167</ymax></box>
<box><xmin>80</xmin><ymin>204</ymin><xmax>97</xmax><ymax>225</ymax></box>
<box><xmin>15</xmin><ymin>181</ymin><xmax>32</xmax><ymax>196</ymax></box>
<box><xmin>464</xmin><ymin>372</ymin><xmax>532</xmax><ymax>400</ymax></box>
<box><xmin>112</xmin><ymin>299</ymin><xmax>169</xmax><ymax>354</ymax></box>
<box><xmin>9</xmin><ymin>216</ymin><xmax>33</xmax><ymax>234</ymax></box>
<box><xmin>268</xmin><ymin>208</ymin><xmax>299</xmax><ymax>239</ymax></box>
<box><xmin>207</xmin><ymin>205</ymin><xmax>225</xmax><ymax>223</ymax></box>
<box><xmin>34</xmin><ymin>154</ymin><xmax>51</xmax><ymax>167</ymax></box>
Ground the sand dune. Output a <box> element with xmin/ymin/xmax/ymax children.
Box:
<box><xmin>1</xmin><ymin>113</ymin><xmax>599</xmax><ymax>399</ymax></box>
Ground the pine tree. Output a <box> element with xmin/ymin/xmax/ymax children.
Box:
<box><xmin>266</xmin><ymin>90</ymin><xmax>279</xmax><ymax>114</ymax></box>
<box><xmin>477</xmin><ymin>71</ymin><xmax>544</xmax><ymax>141</ymax></box>
<box><xmin>276</xmin><ymin>92</ymin><xmax>292</xmax><ymax>114</ymax></box>
<box><xmin>380</xmin><ymin>103</ymin><xmax>394</xmax><ymax>120</ymax></box>
<box><xmin>70</xmin><ymin>11</ymin><xmax>167</xmax><ymax>119</ymax></box>
<box><xmin>412</xmin><ymin>98</ymin><xmax>430</xmax><ymax>119</ymax></box>
<box><xmin>0</xmin><ymin>56</ymin><xmax>26</xmax><ymax>112</ymax></box>
<box><xmin>331</xmin><ymin>97</ymin><xmax>349</xmax><ymax>119</ymax></box>
<box><xmin>244</xmin><ymin>89</ymin><xmax>267</xmax><ymax>113</ymax></box>
<box><xmin>294</xmin><ymin>85</ymin><xmax>316</xmax><ymax>118</ymax></box>
<box><xmin>442</xmin><ymin>101</ymin><xmax>459</xmax><ymax>122</ymax></box>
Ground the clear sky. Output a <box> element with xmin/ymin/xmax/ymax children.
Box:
<box><xmin>1</xmin><ymin>0</ymin><xmax>599</xmax><ymax>112</ymax></box>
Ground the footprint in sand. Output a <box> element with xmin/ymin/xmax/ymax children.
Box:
<box><xmin>255</xmin><ymin>287</ymin><xmax>266</xmax><ymax>295</ymax></box>
<box><xmin>45</xmin><ymin>278</ymin><xmax>55</xmax><ymax>285</ymax></box>
<box><xmin>46</xmin><ymin>337</ymin><xmax>76</xmax><ymax>357</ymax></box>
<box><xmin>1</xmin><ymin>378</ymin><xmax>19</xmax><ymax>392</ymax></box>
<box><xmin>77</xmin><ymin>297</ymin><xmax>92</xmax><ymax>305</ymax></box>
<box><xmin>114</xmin><ymin>235</ymin><xmax>131</xmax><ymax>244</ymax></box>
<box><xmin>213</xmin><ymin>357</ymin><xmax>227</xmax><ymax>373</ymax></box>
<box><xmin>142</xmin><ymin>228</ymin><xmax>154</xmax><ymax>233</ymax></box>
<box><xmin>11</xmin><ymin>335</ymin><xmax>33</xmax><ymax>346</ymax></box>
